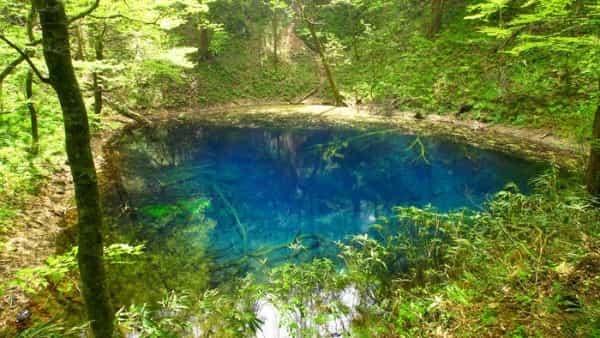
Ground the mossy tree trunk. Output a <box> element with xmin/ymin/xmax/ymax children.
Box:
<box><xmin>25</xmin><ymin>71</ymin><xmax>39</xmax><ymax>154</ymax></box>
<box><xmin>92</xmin><ymin>23</ymin><xmax>106</xmax><ymax>115</ymax></box>
<box><xmin>198</xmin><ymin>26</ymin><xmax>211</xmax><ymax>62</ymax></box>
<box><xmin>587</xmin><ymin>102</ymin><xmax>600</xmax><ymax>198</ymax></box>
<box><xmin>33</xmin><ymin>1</ymin><xmax>114</xmax><ymax>337</ymax></box>
<box><xmin>74</xmin><ymin>23</ymin><xmax>87</xmax><ymax>60</ymax></box>
<box><xmin>25</xmin><ymin>7</ymin><xmax>39</xmax><ymax>154</ymax></box>
<box><xmin>427</xmin><ymin>0</ymin><xmax>444</xmax><ymax>39</ymax></box>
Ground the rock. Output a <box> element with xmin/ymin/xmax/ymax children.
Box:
<box><xmin>16</xmin><ymin>309</ymin><xmax>31</xmax><ymax>323</ymax></box>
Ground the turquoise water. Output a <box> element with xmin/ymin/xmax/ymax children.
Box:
<box><xmin>115</xmin><ymin>123</ymin><xmax>545</xmax><ymax>277</ymax></box>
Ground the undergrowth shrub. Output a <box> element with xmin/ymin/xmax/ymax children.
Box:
<box><xmin>9</xmin><ymin>170</ymin><xmax>599</xmax><ymax>337</ymax></box>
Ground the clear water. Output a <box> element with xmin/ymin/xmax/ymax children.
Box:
<box><xmin>114</xmin><ymin>123</ymin><xmax>545</xmax><ymax>278</ymax></box>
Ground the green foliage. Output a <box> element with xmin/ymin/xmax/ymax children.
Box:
<box><xmin>2</xmin><ymin>0</ymin><xmax>599</xmax><ymax>336</ymax></box>
<box><xmin>10</xmin><ymin>244</ymin><xmax>144</xmax><ymax>295</ymax></box>
<box><xmin>316</xmin><ymin>0</ymin><xmax>598</xmax><ymax>137</ymax></box>
<box><xmin>16</xmin><ymin>171</ymin><xmax>599</xmax><ymax>336</ymax></box>
<box><xmin>116</xmin><ymin>292</ymin><xmax>193</xmax><ymax>337</ymax></box>
<box><xmin>16</xmin><ymin>320</ymin><xmax>89</xmax><ymax>338</ymax></box>
<box><xmin>0</xmin><ymin>74</ymin><xmax>65</xmax><ymax>228</ymax></box>
<box><xmin>348</xmin><ymin>170</ymin><xmax>600</xmax><ymax>336</ymax></box>
<box><xmin>268</xmin><ymin>259</ymin><xmax>349</xmax><ymax>336</ymax></box>
<box><xmin>106</xmin><ymin>196</ymin><xmax>215</xmax><ymax>306</ymax></box>
<box><xmin>193</xmin><ymin>277</ymin><xmax>264</xmax><ymax>336</ymax></box>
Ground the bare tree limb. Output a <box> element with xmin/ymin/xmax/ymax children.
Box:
<box><xmin>27</xmin><ymin>38</ymin><xmax>42</xmax><ymax>46</ymax></box>
<box><xmin>90</xmin><ymin>13</ymin><xmax>164</xmax><ymax>25</ymax></box>
<box><xmin>68</xmin><ymin>0</ymin><xmax>101</xmax><ymax>25</ymax></box>
<box><xmin>0</xmin><ymin>34</ymin><xmax>50</xmax><ymax>83</ymax></box>
<box><xmin>105</xmin><ymin>98</ymin><xmax>151</xmax><ymax>125</ymax></box>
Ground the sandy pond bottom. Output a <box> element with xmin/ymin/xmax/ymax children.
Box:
<box><xmin>113</xmin><ymin>123</ymin><xmax>546</xmax><ymax>336</ymax></box>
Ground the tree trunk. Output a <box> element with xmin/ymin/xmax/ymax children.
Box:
<box><xmin>198</xmin><ymin>26</ymin><xmax>211</xmax><ymax>62</ymax></box>
<box><xmin>305</xmin><ymin>19</ymin><xmax>344</xmax><ymax>106</ymax></box>
<box><xmin>74</xmin><ymin>24</ymin><xmax>87</xmax><ymax>60</ymax></box>
<box><xmin>25</xmin><ymin>70</ymin><xmax>39</xmax><ymax>154</ymax></box>
<box><xmin>25</xmin><ymin>8</ymin><xmax>39</xmax><ymax>154</ymax></box>
<box><xmin>272</xmin><ymin>10</ymin><xmax>278</xmax><ymax>69</ymax></box>
<box><xmin>587</xmin><ymin>103</ymin><xmax>600</xmax><ymax>198</ymax></box>
<box><xmin>93</xmin><ymin>32</ymin><xmax>104</xmax><ymax>115</ymax></box>
<box><xmin>33</xmin><ymin>1</ymin><xmax>114</xmax><ymax>337</ymax></box>
<box><xmin>427</xmin><ymin>0</ymin><xmax>444</xmax><ymax>39</ymax></box>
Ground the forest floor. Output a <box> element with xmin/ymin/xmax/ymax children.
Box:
<box><xmin>0</xmin><ymin>116</ymin><xmax>130</xmax><ymax>330</ymax></box>
<box><xmin>0</xmin><ymin>103</ymin><xmax>586</xmax><ymax>330</ymax></box>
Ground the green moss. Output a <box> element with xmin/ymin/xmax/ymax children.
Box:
<box><xmin>139</xmin><ymin>204</ymin><xmax>179</xmax><ymax>219</ymax></box>
<box><xmin>177</xmin><ymin>197</ymin><xmax>211</xmax><ymax>215</ymax></box>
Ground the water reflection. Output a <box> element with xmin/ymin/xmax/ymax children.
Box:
<box><xmin>114</xmin><ymin>123</ymin><xmax>545</xmax><ymax>276</ymax></box>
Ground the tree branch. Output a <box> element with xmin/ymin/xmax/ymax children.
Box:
<box><xmin>494</xmin><ymin>26</ymin><xmax>528</xmax><ymax>53</ymax></box>
<box><xmin>0</xmin><ymin>55</ymin><xmax>26</xmax><ymax>85</ymax></box>
<box><xmin>0</xmin><ymin>34</ymin><xmax>50</xmax><ymax>84</ymax></box>
<box><xmin>90</xmin><ymin>13</ymin><xmax>164</xmax><ymax>25</ymax></box>
<box><xmin>69</xmin><ymin>0</ymin><xmax>101</xmax><ymax>24</ymax></box>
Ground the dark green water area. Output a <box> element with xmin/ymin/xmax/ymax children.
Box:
<box><xmin>109</xmin><ymin>122</ymin><xmax>546</xmax><ymax>296</ymax></box>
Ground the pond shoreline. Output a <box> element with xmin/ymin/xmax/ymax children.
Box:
<box><xmin>150</xmin><ymin>104</ymin><xmax>585</xmax><ymax>168</ymax></box>
<box><xmin>0</xmin><ymin>104</ymin><xmax>585</xmax><ymax>332</ymax></box>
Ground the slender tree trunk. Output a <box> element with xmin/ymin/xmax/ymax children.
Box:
<box><xmin>198</xmin><ymin>26</ymin><xmax>211</xmax><ymax>62</ymax></box>
<box><xmin>272</xmin><ymin>10</ymin><xmax>278</xmax><ymax>69</ymax></box>
<box><xmin>33</xmin><ymin>1</ymin><xmax>114</xmax><ymax>337</ymax></box>
<box><xmin>25</xmin><ymin>8</ymin><xmax>39</xmax><ymax>154</ymax></box>
<box><xmin>352</xmin><ymin>35</ymin><xmax>360</xmax><ymax>61</ymax></box>
<box><xmin>587</xmin><ymin>99</ymin><xmax>600</xmax><ymax>198</ymax></box>
<box><xmin>92</xmin><ymin>73</ymin><xmax>102</xmax><ymax>114</ymax></box>
<box><xmin>258</xmin><ymin>29</ymin><xmax>264</xmax><ymax>67</ymax></box>
<box><xmin>427</xmin><ymin>0</ymin><xmax>444</xmax><ymax>39</ymax></box>
<box><xmin>74</xmin><ymin>24</ymin><xmax>87</xmax><ymax>60</ymax></box>
<box><xmin>25</xmin><ymin>70</ymin><xmax>39</xmax><ymax>154</ymax></box>
<box><xmin>305</xmin><ymin>19</ymin><xmax>344</xmax><ymax>106</ymax></box>
<box><xmin>93</xmin><ymin>30</ymin><xmax>104</xmax><ymax>115</ymax></box>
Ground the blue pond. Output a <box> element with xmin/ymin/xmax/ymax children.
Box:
<box><xmin>115</xmin><ymin>123</ymin><xmax>545</xmax><ymax>275</ymax></box>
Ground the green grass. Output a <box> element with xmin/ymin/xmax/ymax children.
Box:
<box><xmin>0</xmin><ymin>70</ymin><xmax>66</xmax><ymax>235</ymax></box>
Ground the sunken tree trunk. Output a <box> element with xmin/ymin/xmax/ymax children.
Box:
<box><xmin>305</xmin><ymin>19</ymin><xmax>344</xmax><ymax>106</ymax></box>
<box><xmin>33</xmin><ymin>1</ymin><xmax>114</xmax><ymax>337</ymax></box>
<box><xmin>586</xmin><ymin>103</ymin><xmax>600</xmax><ymax>198</ymax></box>
<box><xmin>427</xmin><ymin>0</ymin><xmax>444</xmax><ymax>39</ymax></box>
<box><xmin>25</xmin><ymin>71</ymin><xmax>39</xmax><ymax>154</ymax></box>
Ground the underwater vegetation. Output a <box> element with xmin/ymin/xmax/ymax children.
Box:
<box><xmin>111</xmin><ymin>123</ymin><xmax>546</xmax><ymax>284</ymax></box>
